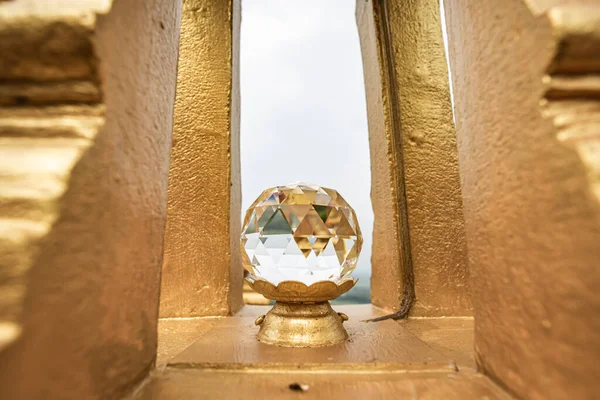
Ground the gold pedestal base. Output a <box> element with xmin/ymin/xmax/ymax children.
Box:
<box><xmin>255</xmin><ymin>301</ymin><xmax>349</xmax><ymax>347</ymax></box>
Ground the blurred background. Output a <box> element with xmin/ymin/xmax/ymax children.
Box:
<box><xmin>240</xmin><ymin>0</ymin><xmax>372</xmax><ymax>303</ymax></box>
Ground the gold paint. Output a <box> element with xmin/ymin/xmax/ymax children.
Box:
<box><xmin>356</xmin><ymin>0</ymin><xmax>407</xmax><ymax>313</ymax></box>
<box><xmin>357</xmin><ymin>0</ymin><xmax>471</xmax><ymax>316</ymax></box>
<box><xmin>0</xmin><ymin>0</ymin><xmax>107</xmax><ymax>350</ymax></box>
<box><xmin>383</xmin><ymin>0</ymin><xmax>471</xmax><ymax>316</ymax></box>
<box><xmin>248</xmin><ymin>279</ymin><xmax>357</xmax><ymax>303</ymax></box>
<box><xmin>237</xmin><ymin>303</ymin><xmax>388</xmax><ymax>319</ymax></box>
<box><xmin>0</xmin><ymin>322</ymin><xmax>20</xmax><ymax>352</ymax></box>
<box><xmin>256</xmin><ymin>301</ymin><xmax>349</xmax><ymax>348</ymax></box>
<box><xmin>167</xmin><ymin>311</ymin><xmax>456</xmax><ymax>369</ymax></box>
<box><xmin>0</xmin><ymin>1</ymin><xmax>111</xmax><ymax>81</ymax></box>
<box><xmin>0</xmin><ymin>0</ymin><xmax>181</xmax><ymax>398</ymax></box>
<box><xmin>160</xmin><ymin>0</ymin><xmax>243</xmax><ymax>318</ymax></box>
<box><xmin>444</xmin><ymin>0</ymin><xmax>600</xmax><ymax>398</ymax></box>
<box><xmin>400</xmin><ymin>317</ymin><xmax>475</xmax><ymax>371</ymax></box>
<box><xmin>170</xmin><ymin>363</ymin><xmax>453</xmax><ymax>374</ymax></box>
<box><xmin>156</xmin><ymin>305</ymin><xmax>387</xmax><ymax>371</ymax></box>
<box><xmin>132</xmin><ymin>369</ymin><xmax>513</xmax><ymax>400</ymax></box>
<box><xmin>0</xmin><ymin>81</ymin><xmax>101</xmax><ymax>106</ymax></box>
<box><xmin>542</xmin><ymin>5</ymin><xmax>600</xmax><ymax>204</ymax></box>
<box><xmin>156</xmin><ymin>317</ymin><xmax>222</xmax><ymax>369</ymax></box>
<box><xmin>248</xmin><ymin>279</ymin><xmax>355</xmax><ymax>347</ymax></box>
<box><xmin>254</xmin><ymin>314</ymin><xmax>265</xmax><ymax>326</ymax></box>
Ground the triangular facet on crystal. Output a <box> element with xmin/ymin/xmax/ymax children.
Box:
<box><xmin>333</xmin><ymin>236</ymin><xmax>349</xmax><ymax>266</ymax></box>
<box><xmin>299</xmin><ymin>187</ymin><xmax>317</xmax><ymax>203</ymax></box>
<box><xmin>263</xmin><ymin>235</ymin><xmax>289</xmax><ymax>264</ymax></box>
<box><xmin>332</xmin><ymin>191</ymin><xmax>350</xmax><ymax>208</ymax></box>
<box><xmin>261</xmin><ymin>192</ymin><xmax>280</xmax><ymax>206</ymax></box>
<box><xmin>313</xmin><ymin>205</ymin><xmax>332</xmax><ymax>223</ymax></box>
<box><xmin>244</xmin><ymin>214</ymin><xmax>258</xmax><ymax>235</ymax></box>
<box><xmin>282</xmin><ymin>186</ymin><xmax>310</xmax><ymax>205</ymax></box>
<box><xmin>334</xmin><ymin>210</ymin><xmax>356</xmax><ymax>236</ymax></box>
<box><xmin>262</xmin><ymin>208</ymin><xmax>292</xmax><ymax>235</ymax></box>
<box><xmin>324</xmin><ymin>207</ymin><xmax>342</xmax><ymax>230</ymax></box>
<box><xmin>280</xmin><ymin>204</ymin><xmax>310</xmax><ymax>229</ymax></box>
<box><xmin>345</xmin><ymin>238</ymin><xmax>358</xmax><ymax>260</ymax></box>
<box><xmin>313</xmin><ymin>237</ymin><xmax>329</xmax><ymax>256</ymax></box>
<box><xmin>294</xmin><ymin>208</ymin><xmax>330</xmax><ymax>238</ymax></box>
<box><xmin>256</xmin><ymin>205</ymin><xmax>275</xmax><ymax>227</ymax></box>
<box><xmin>322</xmin><ymin>238</ymin><xmax>336</xmax><ymax>256</ymax></box>
<box><xmin>314</xmin><ymin>187</ymin><xmax>332</xmax><ymax>205</ymax></box>
<box><xmin>284</xmin><ymin>237</ymin><xmax>303</xmax><ymax>255</ymax></box>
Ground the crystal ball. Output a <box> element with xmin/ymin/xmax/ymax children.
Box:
<box><xmin>241</xmin><ymin>183</ymin><xmax>363</xmax><ymax>285</ymax></box>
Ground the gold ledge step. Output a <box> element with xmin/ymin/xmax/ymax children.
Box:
<box><xmin>131</xmin><ymin>369</ymin><xmax>513</xmax><ymax>400</ymax></box>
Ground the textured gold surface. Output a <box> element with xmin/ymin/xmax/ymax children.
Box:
<box><xmin>383</xmin><ymin>0</ymin><xmax>471</xmax><ymax>317</ymax></box>
<box><xmin>236</xmin><ymin>303</ymin><xmax>388</xmax><ymax>319</ymax></box>
<box><xmin>148</xmin><ymin>308</ymin><xmax>506</xmax><ymax>399</ymax></box>
<box><xmin>167</xmin><ymin>318</ymin><xmax>457</xmax><ymax>369</ymax></box>
<box><xmin>156</xmin><ymin>317</ymin><xmax>221</xmax><ymax>369</ymax></box>
<box><xmin>0</xmin><ymin>0</ymin><xmax>181</xmax><ymax>398</ymax></box>
<box><xmin>445</xmin><ymin>0</ymin><xmax>600</xmax><ymax>399</ymax></box>
<box><xmin>160</xmin><ymin>0</ymin><xmax>243</xmax><ymax>318</ymax></box>
<box><xmin>248</xmin><ymin>278</ymin><xmax>356</xmax><ymax>303</ymax></box>
<box><xmin>357</xmin><ymin>0</ymin><xmax>471</xmax><ymax>316</ymax></box>
<box><xmin>399</xmin><ymin>317</ymin><xmax>475</xmax><ymax>371</ymax></box>
<box><xmin>155</xmin><ymin>307</ymin><xmax>476</xmax><ymax>370</ymax></box>
<box><xmin>132</xmin><ymin>369</ymin><xmax>512</xmax><ymax>400</ymax></box>
<box><xmin>156</xmin><ymin>305</ymin><xmax>388</xmax><ymax>369</ymax></box>
<box><xmin>255</xmin><ymin>301</ymin><xmax>349</xmax><ymax>348</ymax></box>
<box><xmin>542</xmin><ymin>5</ymin><xmax>600</xmax><ymax>205</ymax></box>
<box><xmin>248</xmin><ymin>278</ymin><xmax>356</xmax><ymax>347</ymax></box>
<box><xmin>0</xmin><ymin>0</ymin><xmax>109</xmax><ymax>353</ymax></box>
<box><xmin>356</xmin><ymin>0</ymin><xmax>407</xmax><ymax>313</ymax></box>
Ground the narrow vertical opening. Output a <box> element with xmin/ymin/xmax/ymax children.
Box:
<box><xmin>240</xmin><ymin>1</ymin><xmax>372</xmax><ymax>304</ymax></box>
<box><xmin>439</xmin><ymin>0</ymin><xmax>456</xmax><ymax>123</ymax></box>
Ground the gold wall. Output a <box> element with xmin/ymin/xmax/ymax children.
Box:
<box><xmin>0</xmin><ymin>0</ymin><xmax>181</xmax><ymax>398</ymax></box>
<box><xmin>444</xmin><ymin>0</ymin><xmax>600</xmax><ymax>398</ymax></box>
<box><xmin>159</xmin><ymin>0</ymin><xmax>243</xmax><ymax>318</ymax></box>
<box><xmin>357</xmin><ymin>0</ymin><xmax>471</xmax><ymax>316</ymax></box>
<box><xmin>356</xmin><ymin>0</ymin><xmax>407</xmax><ymax>315</ymax></box>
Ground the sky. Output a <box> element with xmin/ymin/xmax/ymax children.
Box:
<box><xmin>240</xmin><ymin>0</ymin><xmax>373</xmax><ymax>281</ymax></box>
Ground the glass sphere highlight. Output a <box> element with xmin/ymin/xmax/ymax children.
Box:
<box><xmin>241</xmin><ymin>183</ymin><xmax>362</xmax><ymax>285</ymax></box>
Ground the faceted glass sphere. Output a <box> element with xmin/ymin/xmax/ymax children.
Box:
<box><xmin>241</xmin><ymin>183</ymin><xmax>362</xmax><ymax>285</ymax></box>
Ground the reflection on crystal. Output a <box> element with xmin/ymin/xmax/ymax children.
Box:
<box><xmin>241</xmin><ymin>183</ymin><xmax>362</xmax><ymax>285</ymax></box>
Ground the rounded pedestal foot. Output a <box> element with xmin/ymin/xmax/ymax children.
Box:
<box><xmin>255</xmin><ymin>301</ymin><xmax>349</xmax><ymax>347</ymax></box>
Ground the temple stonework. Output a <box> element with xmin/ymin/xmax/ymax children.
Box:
<box><xmin>0</xmin><ymin>0</ymin><xmax>598</xmax><ymax>399</ymax></box>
